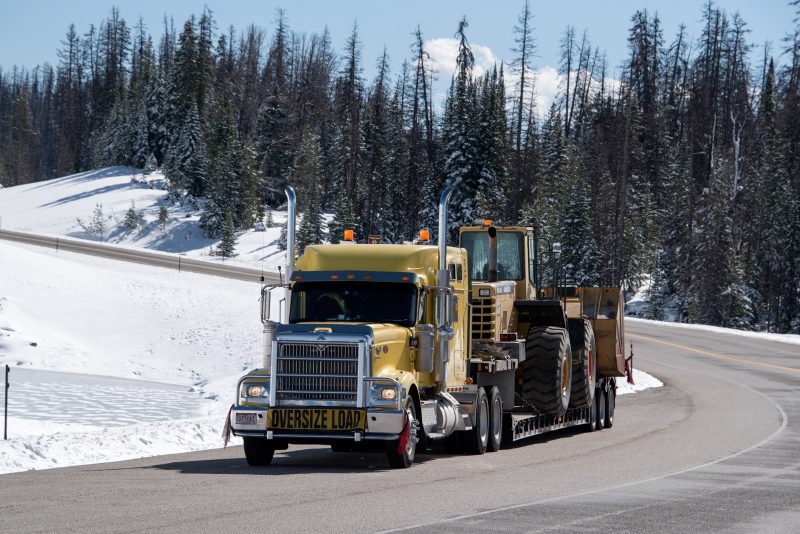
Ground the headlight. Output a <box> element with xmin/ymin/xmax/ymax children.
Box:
<box><xmin>367</xmin><ymin>379</ymin><xmax>403</xmax><ymax>407</ymax></box>
<box><xmin>246</xmin><ymin>384</ymin><xmax>265</xmax><ymax>397</ymax></box>
<box><xmin>239</xmin><ymin>379</ymin><xmax>270</xmax><ymax>404</ymax></box>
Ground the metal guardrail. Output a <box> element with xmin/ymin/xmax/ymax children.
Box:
<box><xmin>0</xmin><ymin>229</ymin><xmax>281</xmax><ymax>284</ymax></box>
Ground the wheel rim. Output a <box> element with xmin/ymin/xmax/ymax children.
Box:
<box><xmin>405</xmin><ymin>405</ymin><xmax>418</xmax><ymax>461</ymax></box>
<box><xmin>479</xmin><ymin>398</ymin><xmax>489</xmax><ymax>446</ymax></box>
<box><xmin>561</xmin><ymin>351</ymin><xmax>570</xmax><ymax>399</ymax></box>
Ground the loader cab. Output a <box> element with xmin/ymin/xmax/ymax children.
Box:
<box><xmin>459</xmin><ymin>224</ymin><xmax>538</xmax><ymax>301</ymax></box>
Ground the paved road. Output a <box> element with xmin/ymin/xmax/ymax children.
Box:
<box><xmin>1</xmin><ymin>320</ymin><xmax>798</xmax><ymax>533</ymax></box>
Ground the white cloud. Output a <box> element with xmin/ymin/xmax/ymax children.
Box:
<box><xmin>423</xmin><ymin>38</ymin><xmax>618</xmax><ymax>119</ymax></box>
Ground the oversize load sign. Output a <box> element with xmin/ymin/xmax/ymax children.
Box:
<box><xmin>268</xmin><ymin>408</ymin><xmax>366</xmax><ymax>431</ymax></box>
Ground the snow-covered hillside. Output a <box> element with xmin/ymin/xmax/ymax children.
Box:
<box><xmin>0</xmin><ymin>166</ymin><xmax>288</xmax><ymax>271</ymax></box>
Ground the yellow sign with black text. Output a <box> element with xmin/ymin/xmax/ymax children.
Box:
<box><xmin>267</xmin><ymin>408</ymin><xmax>366</xmax><ymax>431</ymax></box>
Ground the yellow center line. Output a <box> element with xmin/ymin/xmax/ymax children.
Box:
<box><xmin>628</xmin><ymin>332</ymin><xmax>800</xmax><ymax>375</ymax></box>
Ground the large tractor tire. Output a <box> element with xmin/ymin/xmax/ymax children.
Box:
<box><xmin>521</xmin><ymin>326</ymin><xmax>572</xmax><ymax>417</ymax></box>
<box><xmin>569</xmin><ymin>320</ymin><xmax>597</xmax><ymax>410</ymax></box>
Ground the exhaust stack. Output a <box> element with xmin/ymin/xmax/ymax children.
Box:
<box><xmin>435</xmin><ymin>187</ymin><xmax>454</xmax><ymax>391</ymax></box>
<box><xmin>284</xmin><ymin>186</ymin><xmax>297</xmax><ymax>324</ymax></box>
<box><xmin>487</xmin><ymin>226</ymin><xmax>498</xmax><ymax>282</ymax></box>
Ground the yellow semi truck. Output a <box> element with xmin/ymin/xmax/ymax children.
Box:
<box><xmin>228</xmin><ymin>186</ymin><xmax>625</xmax><ymax>467</ymax></box>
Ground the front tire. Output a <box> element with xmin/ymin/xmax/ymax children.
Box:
<box><xmin>386</xmin><ymin>400</ymin><xmax>419</xmax><ymax>468</ymax></box>
<box><xmin>243</xmin><ymin>437</ymin><xmax>275</xmax><ymax>466</ymax></box>
<box><xmin>521</xmin><ymin>326</ymin><xmax>572</xmax><ymax>416</ymax></box>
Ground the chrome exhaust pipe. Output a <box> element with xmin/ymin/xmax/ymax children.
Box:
<box><xmin>488</xmin><ymin>226</ymin><xmax>498</xmax><ymax>282</ymax></box>
<box><xmin>284</xmin><ymin>185</ymin><xmax>297</xmax><ymax>324</ymax></box>
<box><xmin>435</xmin><ymin>186</ymin><xmax>454</xmax><ymax>391</ymax></box>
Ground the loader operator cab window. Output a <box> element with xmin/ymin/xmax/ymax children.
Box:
<box><xmin>290</xmin><ymin>282</ymin><xmax>419</xmax><ymax>327</ymax></box>
<box><xmin>461</xmin><ymin>231</ymin><xmax>525</xmax><ymax>281</ymax></box>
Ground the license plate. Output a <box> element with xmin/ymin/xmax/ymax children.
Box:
<box><xmin>236</xmin><ymin>413</ymin><xmax>257</xmax><ymax>425</ymax></box>
<box><xmin>267</xmin><ymin>408</ymin><xmax>366</xmax><ymax>431</ymax></box>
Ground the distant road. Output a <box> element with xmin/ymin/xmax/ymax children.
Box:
<box><xmin>0</xmin><ymin>228</ymin><xmax>281</xmax><ymax>283</ymax></box>
<box><xmin>1</xmin><ymin>320</ymin><xmax>798</xmax><ymax>533</ymax></box>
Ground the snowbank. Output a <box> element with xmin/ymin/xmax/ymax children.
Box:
<box><xmin>627</xmin><ymin>317</ymin><xmax>800</xmax><ymax>347</ymax></box>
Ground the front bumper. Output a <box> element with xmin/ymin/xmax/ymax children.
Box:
<box><xmin>230</xmin><ymin>405</ymin><xmax>405</xmax><ymax>442</ymax></box>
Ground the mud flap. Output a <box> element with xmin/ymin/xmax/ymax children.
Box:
<box><xmin>396</xmin><ymin>410</ymin><xmax>411</xmax><ymax>455</ymax></box>
<box><xmin>222</xmin><ymin>405</ymin><xmax>233</xmax><ymax>447</ymax></box>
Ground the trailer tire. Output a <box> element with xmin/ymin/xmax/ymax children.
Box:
<box><xmin>521</xmin><ymin>326</ymin><xmax>572</xmax><ymax>416</ymax></box>
<box><xmin>594</xmin><ymin>384</ymin><xmax>606</xmax><ymax>431</ymax></box>
<box><xmin>465</xmin><ymin>387</ymin><xmax>489</xmax><ymax>455</ymax></box>
<box><xmin>487</xmin><ymin>386</ymin><xmax>503</xmax><ymax>452</ymax></box>
<box><xmin>386</xmin><ymin>399</ymin><xmax>418</xmax><ymax>468</ymax></box>
<box><xmin>243</xmin><ymin>437</ymin><xmax>275</xmax><ymax>466</ymax></box>
<box><xmin>604</xmin><ymin>379</ymin><xmax>616</xmax><ymax>428</ymax></box>
<box><xmin>569</xmin><ymin>320</ymin><xmax>596</xmax><ymax>409</ymax></box>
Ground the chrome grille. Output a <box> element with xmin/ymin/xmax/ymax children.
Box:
<box><xmin>275</xmin><ymin>342</ymin><xmax>360</xmax><ymax>402</ymax></box>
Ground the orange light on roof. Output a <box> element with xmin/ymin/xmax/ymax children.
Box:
<box><xmin>401</xmin><ymin>276</ymin><xmax>411</xmax><ymax>281</ymax></box>
<box><xmin>330</xmin><ymin>274</ymin><xmax>340</xmax><ymax>280</ymax></box>
<box><xmin>363</xmin><ymin>275</ymin><xmax>373</xmax><ymax>281</ymax></box>
<box><xmin>419</xmin><ymin>229</ymin><xmax>430</xmax><ymax>241</ymax></box>
<box><xmin>343</xmin><ymin>229</ymin><xmax>354</xmax><ymax>241</ymax></box>
<box><xmin>346</xmin><ymin>274</ymin><xmax>356</xmax><ymax>279</ymax></box>
<box><xmin>294</xmin><ymin>275</ymin><xmax>302</xmax><ymax>280</ymax></box>
<box><xmin>483</xmin><ymin>219</ymin><xmax>492</xmax><ymax>227</ymax></box>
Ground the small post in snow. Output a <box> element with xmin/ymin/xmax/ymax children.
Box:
<box><xmin>3</xmin><ymin>364</ymin><xmax>8</xmax><ymax>440</ymax></box>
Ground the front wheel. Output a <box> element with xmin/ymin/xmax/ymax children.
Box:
<box><xmin>243</xmin><ymin>437</ymin><xmax>275</xmax><ymax>466</ymax></box>
<box><xmin>386</xmin><ymin>400</ymin><xmax>419</xmax><ymax>468</ymax></box>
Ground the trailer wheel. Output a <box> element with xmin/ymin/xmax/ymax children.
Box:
<box><xmin>521</xmin><ymin>326</ymin><xmax>572</xmax><ymax>416</ymax></box>
<box><xmin>569</xmin><ymin>320</ymin><xmax>596</xmax><ymax>409</ymax></box>
<box><xmin>243</xmin><ymin>437</ymin><xmax>275</xmax><ymax>466</ymax></box>
<box><xmin>604</xmin><ymin>379</ymin><xmax>616</xmax><ymax>428</ymax></box>
<box><xmin>386</xmin><ymin>399</ymin><xmax>418</xmax><ymax>468</ymax></box>
<box><xmin>465</xmin><ymin>387</ymin><xmax>489</xmax><ymax>454</ymax></box>
<box><xmin>594</xmin><ymin>384</ymin><xmax>606</xmax><ymax>431</ymax></box>
<box><xmin>487</xmin><ymin>386</ymin><xmax>503</xmax><ymax>452</ymax></box>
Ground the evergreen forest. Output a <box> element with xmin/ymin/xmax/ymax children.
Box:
<box><xmin>1</xmin><ymin>2</ymin><xmax>799</xmax><ymax>333</ymax></box>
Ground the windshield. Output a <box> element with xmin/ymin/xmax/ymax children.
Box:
<box><xmin>461</xmin><ymin>231</ymin><xmax>525</xmax><ymax>281</ymax></box>
<box><xmin>290</xmin><ymin>282</ymin><xmax>419</xmax><ymax>327</ymax></box>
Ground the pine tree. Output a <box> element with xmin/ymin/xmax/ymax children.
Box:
<box><xmin>217</xmin><ymin>210</ymin><xmax>237</xmax><ymax>258</ymax></box>
<box><xmin>157</xmin><ymin>204</ymin><xmax>168</xmax><ymax>232</ymax></box>
<box><xmin>123</xmin><ymin>200</ymin><xmax>140</xmax><ymax>229</ymax></box>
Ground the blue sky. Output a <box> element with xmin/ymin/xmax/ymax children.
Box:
<box><xmin>1</xmin><ymin>0</ymin><xmax>795</xmax><ymax>94</ymax></box>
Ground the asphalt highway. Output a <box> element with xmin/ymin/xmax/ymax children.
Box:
<box><xmin>2</xmin><ymin>319</ymin><xmax>797</xmax><ymax>533</ymax></box>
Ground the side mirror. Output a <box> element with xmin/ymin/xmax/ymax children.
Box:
<box><xmin>415</xmin><ymin>324</ymin><xmax>435</xmax><ymax>373</ymax></box>
<box><xmin>260</xmin><ymin>286</ymin><xmax>271</xmax><ymax>324</ymax></box>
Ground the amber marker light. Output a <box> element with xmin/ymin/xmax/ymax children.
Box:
<box><xmin>343</xmin><ymin>229</ymin><xmax>355</xmax><ymax>241</ymax></box>
<box><xmin>330</xmin><ymin>274</ymin><xmax>340</xmax><ymax>280</ymax></box>
<box><xmin>347</xmin><ymin>274</ymin><xmax>356</xmax><ymax>279</ymax></box>
<box><xmin>483</xmin><ymin>219</ymin><xmax>492</xmax><ymax>227</ymax></box>
<box><xmin>419</xmin><ymin>229</ymin><xmax>430</xmax><ymax>241</ymax></box>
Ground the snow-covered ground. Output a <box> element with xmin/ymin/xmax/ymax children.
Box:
<box><xmin>0</xmin><ymin>168</ymin><xmax>663</xmax><ymax>474</ymax></box>
<box><xmin>0</xmin><ymin>240</ymin><xmax>262</xmax><ymax>473</ymax></box>
<box><xmin>0</xmin><ymin>166</ymin><xmax>289</xmax><ymax>271</ymax></box>
<box><xmin>627</xmin><ymin>317</ymin><xmax>800</xmax><ymax>346</ymax></box>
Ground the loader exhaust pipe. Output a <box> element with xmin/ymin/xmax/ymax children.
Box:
<box><xmin>435</xmin><ymin>186</ymin><xmax>454</xmax><ymax>391</ymax></box>
<box><xmin>284</xmin><ymin>185</ymin><xmax>297</xmax><ymax>324</ymax></box>
<box><xmin>487</xmin><ymin>226</ymin><xmax>498</xmax><ymax>282</ymax></box>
